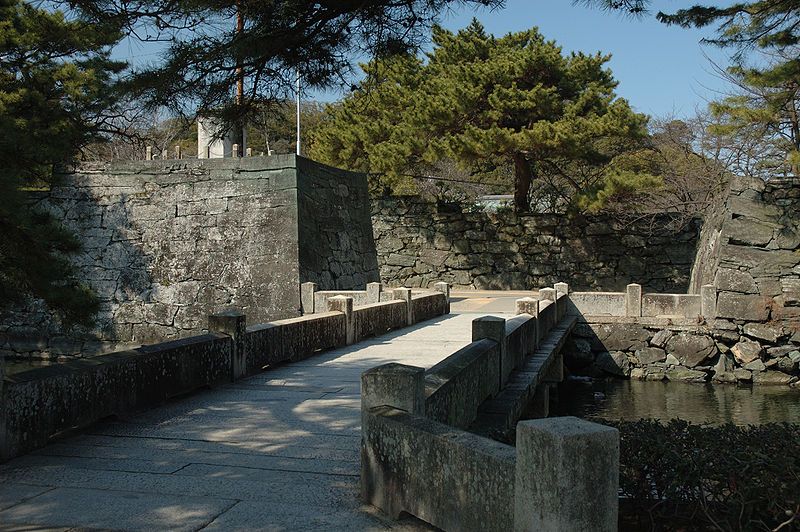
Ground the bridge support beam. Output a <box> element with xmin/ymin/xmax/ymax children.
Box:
<box><xmin>208</xmin><ymin>310</ymin><xmax>246</xmax><ymax>381</ymax></box>
<box><xmin>515</xmin><ymin>417</ymin><xmax>619</xmax><ymax>532</ymax></box>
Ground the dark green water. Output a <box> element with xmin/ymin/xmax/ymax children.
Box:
<box><xmin>554</xmin><ymin>378</ymin><xmax>800</xmax><ymax>426</ymax></box>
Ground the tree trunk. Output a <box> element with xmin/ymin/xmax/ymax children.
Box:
<box><xmin>513</xmin><ymin>153</ymin><xmax>532</xmax><ymax>213</ymax></box>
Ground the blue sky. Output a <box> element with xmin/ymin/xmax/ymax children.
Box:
<box><xmin>439</xmin><ymin>0</ymin><xmax>733</xmax><ymax>119</ymax></box>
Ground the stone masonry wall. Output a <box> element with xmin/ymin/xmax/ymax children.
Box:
<box><xmin>296</xmin><ymin>157</ymin><xmax>380</xmax><ymax>290</ymax></box>
<box><xmin>563</xmin><ymin>176</ymin><xmax>800</xmax><ymax>386</ymax></box>
<box><xmin>1</xmin><ymin>155</ymin><xmax>378</xmax><ymax>359</ymax></box>
<box><xmin>372</xmin><ymin>197</ymin><xmax>700</xmax><ymax>292</ymax></box>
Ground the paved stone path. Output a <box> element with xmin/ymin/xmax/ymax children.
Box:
<box><xmin>0</xmin><ymin>302</ymin><xmax>513</xmax><ymax>531</ymax></box>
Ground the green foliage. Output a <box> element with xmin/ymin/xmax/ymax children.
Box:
<box><xmin>310</xmin><ymin>20</ymin><xmax>650</xmax><ymax>211</ymax></box>
<box><xmin>0</xmin><ymin>0</ymin><xmax>124</xmax><ymax>325</ymax></box>
<box><xmin>605</xmin><ymin>418</ymin><xmax>800</xmax><ymax>531</ymax></box>
<box><xmin>64</xmin><ymin>0</ymin><xmax>503</xmax><ymax>125</ymax></box>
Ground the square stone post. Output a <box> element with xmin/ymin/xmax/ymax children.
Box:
<box><xmin>328</xmin><ymin>295</ymin><xmax>354</xmax><ymax>345</ymax></box>
<box><xmin>208</xmin><ymin>311</ymin><xmax>247</xmax><ymax>381</ymax></box>
<box><xmin>539</xmin><ymin>288</ymin><xmax>557</xmax><ymax>334</ymax></box>
<box><xmin>433</xmin><ymin>282</ymin><xmax>451</xmax><ymax>313</ymax></box>
<box><xmin>554</xmin><ymin>282</ymin><xmax>569</xmax><ymax>321</ymax></box>
<box><xmin>626</xmin><ymin>283</ymin><xmax>642</xmax><ymax>317</ymax></box>
<box><xmin>361</xmin><ymin>363</ymin><xmax>425</xmax><ymax>513</ymax></box>
<box><xmin>516</xmin><ymin>297</ymin><xmax>540</xmax><ymax>350</ymax></box>
<box><xmin>393</xmin><ymin>287</ymin><xmax>413</xmax><ymax>326</ymax></box>
<box><xmin>366</xmin><ymin>282</ymin><xmax>382</xmax><ymax>304</ymax></box>
<box><xmin>145</xmin><ymin>146</ymin><xmax>153</xmax><ymax>160</ymax></box>
<box><xmin>701</xmin><ymin>284</ymin><xmax>716</xmax><ymax>320</ymax></box>
<box><xmin>473</xmin><ymin>316</ymin><xmax>509</xmax><ymax>389</ymax></box>
<box><xmin>300</xmin><ymin>282</ymin><xmax>317</xmax><ymax>315</ymax></box>
<box><xmin>515</xmin><ymin>417</ymin><xmax>619</xmax><ymax>532</ymax></box>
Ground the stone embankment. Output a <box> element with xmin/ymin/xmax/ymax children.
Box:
<box><xmin>372</xmin><ymin>197</ymin><xmax>700</xmax><ymax>292</ymax></box>
<box><xmin>566</xmin><ymin>174</ymin><xmax>800</xmax><ymax>385</ymax></box>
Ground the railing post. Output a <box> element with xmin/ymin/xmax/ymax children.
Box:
<box><xmin>145</xmin><ymin>146</ymin><xmax>153</xmax><ymax>160</ymax></box>
<box><xmin>626</xmin><ymin>283</ymin><xmax>642</xmax><ymax>317</ymax></box>
<box><xmin>208</xmin><ymin>310</ymin><xmax>247</xmax><ymax>381</ymax></box>
<box><xmin>515</xmin><ymin>417</ymin><xmax>619</xmax><ymax>532</ymax></box>
<box><xmin>393</xmin><ymin>288</ymin><xmax>413</xmax><ymax>326</ymax></box>
<box><xmin>516</xmin><ymin>297</ymin><xmax>540</xmax><ymax>351</ymax></box>
<box><xmin>300</xmin><ymin>282</ymin><xmax>317</xmax><ymax>314</ymax></box>
<box><xmin>701</xmin><ymin>284</ymin><xmax>716</xmax><ymax>320</ymax></box>
<box><xmin>366</xmin><ymin>282</ymin><xmax>382</xmax><ymax>304</ymax></box>
<box><xmin>554</xmin><ymin>282</ymin><xmax>569</xmax><ymax>297</ymax></box>
<box><xmin>473</xmin><ymin>316</ymin><xmax>509</xmax><ymax>389</ymax></box>
<box><xmin>434</xmin><ymin>282</ymin><xmax>451</xmax><ymax>313</ymax></box>
<box><xmin>361</xmin><ymin>363</ymin><xmax>425</xmax><ymax>516</ymax></box>
<box><xmin>328</xmin><ymin>295</ymin><xmax>354</xmax><ymax>345</ymax></box>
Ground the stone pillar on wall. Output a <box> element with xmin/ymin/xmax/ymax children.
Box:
<box><xmin>301</xmin><ymin>282</ymin><xmax>317</xmax><ymax>315</ymax></box>
<box><xmin>515</xmin><ymin>417</ymin><xmax>619</xmax><ymax>532</ymax></box>
<box><xmin>393</xmin><ymin>288</ymin><xmax>413</xmax><ymax>325</ymax></box>
<box><xmin>701</xmin><ymin>284</ymin><xmax>717</xmax><ymax>320</ymax></box>
<box><xmin>626</xmin><ymin>284</ymin><xmax>642</xmax><ymax>317</ymax></box>
<box><xmin>473</xmin><ymin>316</ymin><xmax>508</xmax><ymax>389</ymax></box>
<box><xmin>366</xmin><ymin>282</ymin><xmax>382</xmax><ymax>304</ymax></box>
<box><xmin>328</xmin><ymin>295</ymin><xmax>354</xmax><ymax>345</ymax></box>
<box><xmin>208</xmin><ymin>311</ymin><xmax>246</xmax><ymax>381</ymax></box>
<box><xmin>434</xmin><ymin>282</ymin><xmax>451</xmax><ymax>313</ymax></box>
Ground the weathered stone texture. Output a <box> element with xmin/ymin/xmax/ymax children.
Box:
<box><xmin>372</xmin><ymin>197</ymin><xmax>700</xmax><ymax>291</ymax></box>
<box><xmin>2</xmin><ymin>155</ymin><xmax>378</xmax><ymax>359</ymax></box>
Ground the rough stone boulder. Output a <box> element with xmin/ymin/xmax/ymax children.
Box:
<box><xmin>596</xmin><ymin>351</ymin><xmax>631</xmax><ymax>377</ymax></box>
<box><xmin>665</xmin><ymin>333</ymin><xmax>717</xmax><ymax>368</ymax></box>
<box><xmin>666</xmin><ymin>367</ymin><xmax>708</xmax><ymax>383</ymax></box>
<box><xmin>752</xmin><ymin>371</ymin><xmax>797</xmax><ymax>385</ymax></box>
<box><xmin>742</xmin><ymin>323</ymin><xmax>783</xmax><ymax>343</ymax></box>
<box><xmin>732</xmin><ymin>340</ymin><xmax>764</xmax><ymax>365</ymax></box>
<box><xmin>590</xmin><ymin>324</ymin><xmax>650</xmax><ymax>352</ymax></box>
<box><xmin>634</xmin><ymin>347</ymin><xmax>667</xmax><ymax>365</ymax></box>
<box><xmin>649</xmin><ymin>329</ymin><xmax>673</xmax><ymax>349</ymax></box>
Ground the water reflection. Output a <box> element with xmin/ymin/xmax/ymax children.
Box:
<box><xmin>554</xmin><ymin>378</ymin><xmax>800</xmax><ymax>426</ymax></box>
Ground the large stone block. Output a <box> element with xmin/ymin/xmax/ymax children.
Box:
<box><xmin>665</xmin><ymin>333</ymin><xmax>716</xmax><ymax>368</ymax></box>
<box><xmin>515</xmin><ymin>417</ymin><xmax>619</xmax><ymax>532</ymax></box>
<box><xmin>716</xmin><ymin>292</ymin><xmax>771</xmax><ymax>321</ymax></box>
<box><xmin>714</xmin><ymin>269</ymin><xmax>758</xmax><ymax>294</ymax></box>
<box><xmin>724</xmin><ymin>216</ymin><xmax>776</xmax><ymax>247</ymax></box>
<box><xmin>732</xmin><ymin>340</ymin><xmax>764</xmax><ymax>365</ymax></box>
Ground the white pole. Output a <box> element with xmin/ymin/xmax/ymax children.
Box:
<box><xmin>296</xmin><ymin>71</ymin><xmax>301</xmax><ymax>156</ymax></box>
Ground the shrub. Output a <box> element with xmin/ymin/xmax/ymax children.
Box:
<box><xmin>602</xmin><ymin>419</ymin><xmax>800</xmax><ymax>531</ymax></box>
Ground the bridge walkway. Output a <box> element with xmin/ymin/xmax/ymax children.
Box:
<box><xmin>0</xmin><ymin>306</ymin><xmax>508</xmax><ymax>531</ymax></box>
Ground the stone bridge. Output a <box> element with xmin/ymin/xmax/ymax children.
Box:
<box><xmin>0</xmin><ymin>289</ymin><xmax>578</xmax><ymax>530</ymax></box>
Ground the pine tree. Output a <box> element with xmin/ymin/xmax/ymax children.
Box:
<box><xmin>310</xmin><ymin>20</ymin><xmax>650</xmax><ymax>212</ymax></box>
<box><xmin>0</xmin><ymin>0</ymin><xmax>125</xmax><ymax>324</ymax></box>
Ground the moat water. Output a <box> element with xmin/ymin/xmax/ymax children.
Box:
<box><xmin>554</xmin><ymin>378</ymin><xmax>800</xmax><ymax>425</ymax></box>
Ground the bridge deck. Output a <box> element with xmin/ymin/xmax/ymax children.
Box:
<box><xmin>0</xmin><ymin>311</ymin><xmax>502</xmax><ymax>531</ymax></box>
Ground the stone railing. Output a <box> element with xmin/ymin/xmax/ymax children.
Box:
<box><xmin>564</xmin><ymin>283</ymin><xmax>800</xmax><ymax>386</ymax></box>
<box><xmin>568</xmin><ymin>283</ymin><xmax>716</xmax><ymax>319</ymax></box>
<box><xmin>361</xmin><ymin>285</ymin><xmax>618</xmax><ymax>531</ymax></box>
<box><xmin>0</xmin><ymin>285</ymin><xmax>449</xmax><ymax>462</ymax></box>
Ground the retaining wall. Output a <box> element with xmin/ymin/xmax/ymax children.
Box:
<box><xmin>2</xmin><ymin>155</ymin><xmax>379</xmax><ymax>360</ymax></box>
<box><xmin>372</xmin><ymin>196</ymin><xmax>700</xmax><ymax>292</ymax></box>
